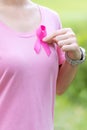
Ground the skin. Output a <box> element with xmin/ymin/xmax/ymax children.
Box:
<box><xmin>0</xmin><ymin>0</ymin><xmax>81</xmax><ymax>95</ymax></box>
<box><xmin>0</xmin><ymin>0</ymin><xmax>30</xmax><ymax>6</ymax></box>
<box><xmin>43</xmin><ymin>28</ymin><xmax>81</xmax><ymax>95</ymax></box>
<box><xmin>0</xmin><ymin>0</ymin><xmax>41</xmax><ymax>33</ymax></box>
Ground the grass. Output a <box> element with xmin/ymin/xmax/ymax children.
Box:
<box><xmin>54</xmin><ymin>94</ymin><xmax>87</xmax><ymax>130</ymax></box>
<box><xmin>33</xmin><ymin>0</ymin><xmax>87</xmax><ymax>13</ymax></box>
<box><xmin>33</xmin><ymin>0</ymin><xmax>87</xmax><ymax>21</ymax></box>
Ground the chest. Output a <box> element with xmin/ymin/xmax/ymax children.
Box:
<box><xmin>0</xmin><ymin>30</ymin><xmax>58</xmax><ymax>75</ymax></box>
<box><xmin>0</xmin><ymin>6</ymin><xmax>41</xmax><ymax>33</ymax></box>
<box><xmin>0</xmin><ymin>7</ymin><xmax>59</xmax><ymax>75</ymax></box>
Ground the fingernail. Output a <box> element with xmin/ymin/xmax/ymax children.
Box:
<box><xmin>42</xmin><ymin>37</ymin><xmax>46</xmax><ymax>41</ymax></box>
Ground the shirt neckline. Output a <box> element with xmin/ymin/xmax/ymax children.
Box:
<box><xmin>0</xmin><ymin>5</ymin><xmax>43</xmax><ymax>38</ymax></box>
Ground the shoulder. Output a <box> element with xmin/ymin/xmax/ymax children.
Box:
<box><xmin>39</xmin><ymin>5</ymin><xmax>59</xmax><ymax>18</ymax></box>
<box><xmin>39</xmin><ymin>5</ymin><xmax>62</xmax><ymax>29</ymax></box>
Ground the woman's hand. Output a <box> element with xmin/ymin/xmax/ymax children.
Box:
<box><xmin>43</xmin><ymin>28</ymin><xmax>81</xmax><ymax>60</ymax></box>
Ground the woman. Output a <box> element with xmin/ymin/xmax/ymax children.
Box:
<box><xmin>0</xmin><ymin>0</ymin><xmax>85</xmax><ymax>130</ymax></box>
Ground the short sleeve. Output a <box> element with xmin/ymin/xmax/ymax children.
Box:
<box><xmin>57</xmin><ymin>47</ymin><xmax>65</xmax><ymax>65</ymax></box>
<box><xmin>54</xmin><ymin>12</ymin><xmax>65</xmax><ymax>65</ymax></box>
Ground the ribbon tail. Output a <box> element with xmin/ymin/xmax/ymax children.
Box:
<box><xmin>34</xmin><ymin>40</ymin><xmax>41</xmax><ymax>54</ymax></box>
<box><xmin>42</xmin><ymin>42</ymin><xmax>51</xmax><ymax>56</ymax></box>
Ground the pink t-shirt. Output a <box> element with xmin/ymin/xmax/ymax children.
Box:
<box><xmin>0</xmin><ymin>5</ymin><xmax>65</xmax><ymax>130</ymax></box>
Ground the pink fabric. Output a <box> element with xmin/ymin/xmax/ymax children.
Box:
<box><xmin>0</xmin><ymin>6</ymin><xmax>65</xmax><ymax>130</ymax></box>
<box><xmin>34</xmin><ymin>25</ymin><xmax>51</xmax><ymax>56</ymax></box>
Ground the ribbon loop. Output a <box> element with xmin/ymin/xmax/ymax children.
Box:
<box><xmin>34</xmin><ymin>25</ymin><xmax>51</xmax><ymax>56</ymax></box>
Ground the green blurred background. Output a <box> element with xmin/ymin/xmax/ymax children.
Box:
<box><xmin>33</xmin><ymin>0</ymin><xmax>87</xmax><ymax>130</ymax></box>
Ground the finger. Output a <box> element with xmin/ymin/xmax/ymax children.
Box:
<box><xmin>61</xmin><ymin>44</ymin><xmax>78</xmax><ymax>52</ymax></box>
<box><xmin>62</xmin><ymin>44</ymin><xmax>81</xmax><ymax>60</ymax></box>
<box><xmin>58</xmin><ymin>37</ymin><xmax>77</xmax><ymax>47</ymax></box>
<box><xmin>42</xmin><ymin>28</ymin><xmax>69</xmax><ymax>42</ymax></box>
<box><xmin>42</xmin><ymin>31</ymin><xmax>58</xmax><ymax>44</ymax></box>
<box><xmin>54</xmin><ymin>32</ymin><xmax>75</xmax><ymax>42</ymax></box>
<box><xmin>42</xmin><ymin>28</ymin><xmax>75</xmax><ymax>43</ymax></box>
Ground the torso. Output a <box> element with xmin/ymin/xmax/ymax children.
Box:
<box><xmin>0</xmin><ymin>5</ymin><xmax>65</xmax><ymax>130</ymax></box>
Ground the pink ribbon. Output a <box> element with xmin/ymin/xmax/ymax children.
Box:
<box><xmin>34</xmin><ymin>25</ymin><xmax>51</xmax><ymax>56</ymax></box>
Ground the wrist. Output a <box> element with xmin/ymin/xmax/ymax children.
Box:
<box><xmin>65</xmin><ymin>47</ymin><xmax>86</xmax><ymax>66</ymax></box>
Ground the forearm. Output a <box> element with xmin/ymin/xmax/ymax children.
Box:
<box><xmin>42</xmin><ymin>28</ymin><xmax>85</xmax><ymax>95</ymax></box>
<box><xmin>56</xmin><ymin>60</ymin><xmax>78</xmax><ymax>95</ymax></box>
